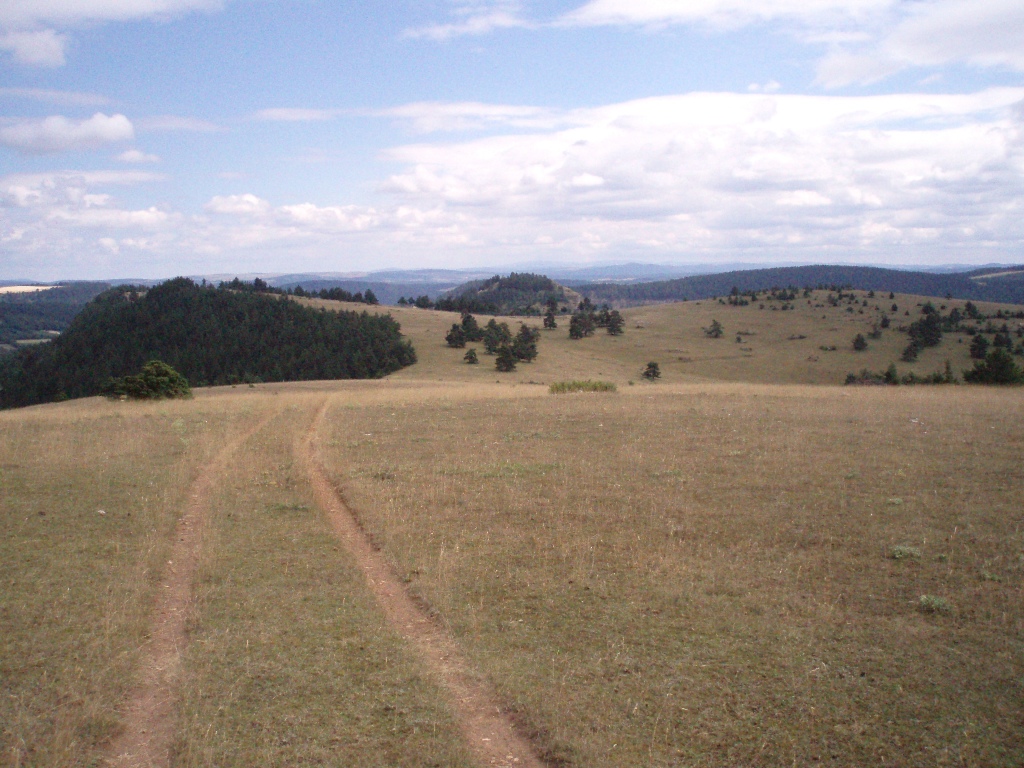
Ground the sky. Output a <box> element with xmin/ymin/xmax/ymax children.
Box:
<box><xmin>1</xmin><ymin>0</ymin><xmax>1023</xmax><ymax>281</ymax></box>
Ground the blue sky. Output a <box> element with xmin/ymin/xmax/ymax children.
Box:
<box><xmin>1</xmin><ymin>0</ymin><xmax>1023</xmax><ymax>280</ymax></box>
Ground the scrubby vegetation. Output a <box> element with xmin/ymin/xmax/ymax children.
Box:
<box><xmin>102</xmin><ymin>360</ymin><xmax>192</xmax><ymax>400</ymax></box>
<box><xmin>0</xmin><ymin>278</ymin><xmax>416</xmax><ymax>408</ymax></box>
<box><xmin>548</xmin><ymin>379</ymin><xmax>616</xmax><ymax>394</ymax></box>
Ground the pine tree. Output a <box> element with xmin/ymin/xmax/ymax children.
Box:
<box><xmin>852</xmin><ymin>333</ymin><xmax>868</xmax><ymax>351</ymax></box>
<box><xmin>642</xmin><ymin>361</ymin><xmax>661</xmax><ymax>380</ymax></box>
<box><xmin>704</xmin><ymin>319</ymin><xmax>723</xmax><ymax>338</ymax></box>
<box><xmin>445</xmin><ymin>323</ymin><xmax>467</xmax><ymax>348</ymax></box>
<box><xmin>495</xmin><ymin>344</ymin><xmax>517</xmax><ymax>372</ymax></box>
<box><xmin>970</xmin><ymin>334</ymin><xmax>990</xmax><ymax>359</ymax></box>
<box><xmin>605</xmin><ymin>309</ymin><xmax>625</xmax><ymax>336</ymax></box>
<box><xmin>464</xmin><ymin>348</ymin><xmax>478</xmax><ymax>364</ymax></box>
<box><xmin>512</xmin><ymin>323</ymin><xmax>538</xmax><ymax>361</ymax></box>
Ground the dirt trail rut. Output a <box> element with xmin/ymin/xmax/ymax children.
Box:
<box><xmin>106</xmin><ymin>411</ymin><xmax>279</xmax><ymax>768</ymax></box>
<box><xmin>299</xmin><ymin>399</ymin><xmax>546</xmax><ymax>768</ymax></box>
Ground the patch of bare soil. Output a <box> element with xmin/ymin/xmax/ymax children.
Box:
<box><xmin>298</xmin><ymin>399</ymin><xmax>546</xmax><ymax>768</ymax></box>
<box><xmin>105</xmin><ymin>412</ymin><xmax>279</xmax><ymax>768</ymax></box>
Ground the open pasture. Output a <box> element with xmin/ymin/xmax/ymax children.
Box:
<box><xmin>2</xmin><ymin>294</ymin><xmax>1022</xmax><ymax>766</ymax></box>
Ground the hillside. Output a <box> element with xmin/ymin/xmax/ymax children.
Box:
<box><xmin>581</xmin><ymin>264</ymin><xmax>1024</xmax><ymax>306</ymax></box>
<box><xmin>443</xmin><ymin>272</ymin><xmax>582</xmax><ymax>315</ymax></box>
<box><xmin>0</xmin><ymin>282</ymin><xmax>110</xmax><ymax>346</ymax></box>
<box><xmin>0</xmin><ymin>278</ymin><xmax>415</xmax><ymax>409</ymax></box>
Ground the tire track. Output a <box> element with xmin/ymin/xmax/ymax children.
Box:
<box><xmin>106</xmin><ymin>409</ymin><xmax>281</xmax><ymax>768</ymax></box>
<box><xmin>298</xmin><ymin>398</ymin><xmax>546</xmax><ymax>768</ymax></box>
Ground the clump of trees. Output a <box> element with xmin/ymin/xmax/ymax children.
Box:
<box><xmin>445</xmin><ymin>315</ymin><xmax>540</xmax><ymax>371</ymax></box>
<box><xmin>103</xmin><ymin>360</ymin><xmax>192</xmax><ymax>400</ymax></box>
<box><xmin>963</xmin><ymin>348</ymin><xmax>1023</xmax><ymax>385</ymax></box>
<box><xmin>567</xmin><ymin>299</ymin><xmax>625</xmax><ymax>340</ymax></box>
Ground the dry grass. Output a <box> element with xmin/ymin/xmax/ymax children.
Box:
<box><xmin>322</xmin><ymin>384</ymin><xmax>1024</xmax><ymax>766</ymax></box>
<box><xmin>3</xmin><ymin>292</ymin><xmax>1023</xmax><ymax>767</ymax></box>
<box><xmin>316</xmin><ymin>291</ymin><xmax>1020</xmax><ymax>388</ymax></box>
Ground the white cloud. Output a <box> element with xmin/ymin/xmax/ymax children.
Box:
<box><xmin>0</xmin><ymin>0</ymin><xmax>225</xmax><ymax>68</ymax></box>
<box><xmin>205</xmin><ymin>194</ymin><xmax>271</xmax><ymax>216</ymax></box>
<box><xmin>561</xmin><ymin>0</ymin><xmax>892</xmax><ymax>29</ymax></box>
<box><xmin>0</xmin><ymin>29</ymin><xmax>67</xmax><ymax>66</ymax></box>
<box><xmin>117</xmin><ymin>148</ymin><xmax>160</xmax><ymax>163</ymax></box>
<box><xmin>135</xmin><ymin>115</ymin><xmax>223</xmax><ymax>132</ymax></box>
<box><xmin>4</xmin><ymin>89</ymin><xmax>1024</xmax><ymax>277</ymax></box>
<box><xmin>404</xmin><ymin>2</ymin><xmax>530</xmax><ymax>40</ymax></box>
<box><xmin>0</xmin><ymin>87</ymin><xmax>110</xmax><ymax>106</ymax></box>
<box><xmin>0</xmin><ymin>0</ymin><xmax>224</xmax><ymax>28</ymax></box>
<box><xmin>0</xmin><ymin>113</ymin><xmax>133</xmax><ymax>154</ymax></box>
<box><xmin>255</xmin><ymin>108</ymin><xmax>339</xmax><ymax>122</ymax></box>
<box><xmin>379</xmin><ymin>102</ymin><xmax>566</xmax><ymax>133</ymax></box>
<box><xmin>817</xmin><ymin>0</ymin><xmax>1024</xmax><ymax>85</ymax></box>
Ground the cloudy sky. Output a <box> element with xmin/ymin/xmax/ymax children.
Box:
<box><xmin>1</xmin><ymin>0</ymin><xmax>1023</xmax><ymax>280</ymax></box>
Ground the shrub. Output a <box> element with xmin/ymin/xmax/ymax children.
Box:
<box><xmin>549</xmin><ymin>380</ymin><xmax>617</xmax><ymax>394</ymax></box>
<box><xmin>918</xmin><ymin>595</ymin><xmax>952</xmax><ymax>614</ymax></box>
<box><xmin>103</xmin><ymin>360</ymin><xmax>192</xmax><ymax>400</ymax></box>
<box><xmin>891</xmin><ymin>545</ymin><xmax>922</xmax><ymax>560</ymax></box>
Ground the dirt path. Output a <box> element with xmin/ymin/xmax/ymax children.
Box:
<box><xmin>106</xmin><ymin>411</ymin><xmax>279</xmax><ymax>768</ymax></box>
<box><xmin>298</xmin><ymin>399</ymin><xmax>546</xmax><ymax>768</ymax></box>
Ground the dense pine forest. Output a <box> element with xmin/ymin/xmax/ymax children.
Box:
<box><xmin>0</xmin><ymin>278</ymin><xmax>416</xmax><ymax>409</ymax></box>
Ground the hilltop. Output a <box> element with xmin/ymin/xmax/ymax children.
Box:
<box><xmin>441</xmin><ymin>272</ymin><xmax>582</xmax><ymax>315</ymax></box>
<box><xmin>0</xmin><ymin>278</ymin><xmax>415</xmax><ymax>409</ymax></box>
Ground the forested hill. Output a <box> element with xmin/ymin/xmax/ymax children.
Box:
<box><xmin>0</xmin><ymin>278</ymin><xmax>416</xmax><ymax>409</ymax></box>
<box><xmin>0</xmin><ymin>282</ymin><xmax>110</xmax><ymax>344</ymax></box>
<box><xmin>581</xmin><ymin>265</ymin><xmax>1024</xmax><ymax>306</ymax></box>
<box><xmin>444</xmin><ymin>272</ymin><xmax>582</xmax><ymax>315</ymax></box>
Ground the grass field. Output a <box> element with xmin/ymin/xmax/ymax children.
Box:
<box><xmin>2</xmin><ymin>295</ymin><xmax>1022</xmax><ymax>767</ymax></box>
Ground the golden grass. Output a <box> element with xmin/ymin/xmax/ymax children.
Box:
<box><xmin>321</xmin><ymin>384</ymin><xmax>1024</xmax><ymax>766</ymax></box>
<box><xmin>3</xmin><ymin>290</ymin><xmax>1023</xmax><ymax>766</ymax></box>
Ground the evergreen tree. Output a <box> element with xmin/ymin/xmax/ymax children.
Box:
<box><xmin>483</xmin><ymin>319</ymin><xmax>512</xmax><ymax>354</ymax></box>
<box><xmin>853</xmin><ymin>333</ymin><xmax>868</xmax><ymax>351</ymax></box>
<box><xmin>704</xmin><ymin>319</ymin><xmax>724</xmax><ymax>338</ymax></box>
<box><xmin>495</xmin><ymin>344</ymin><xmax>517</xmax><ymax>372</ymax></box>
<box><xmin>568</xmin><ymin>311</ymin><xmax>595</xmax><ymax>339</ymax></box>
<box><xmin>964</xmin><ymin>348</ymin><xmax>1024</xmax><ymax>384</ymax></box>
<box><xmin>445</xmin><ymin>323</ymin><xmax>467</xmax><ymax>348</ymax></box>
<box><xmin>461</xmin><ymin>313</ymin><xmax>484</xmax><ymax>341</ymax></box>
<box><xmin>464</xmin><ymin>348</ymin><xmax>478</xmax><ymax>364</ymax></box>
<box><xmin>543</xmin><ymin>309</ymin><xmax>558</xmax><ymax>329</ymax></box>
<box><xmin>970</xmin><ymin>334</ymin><xmax>990</xmax><ymax>359</ymax></box>
<box><xmin>642</xmin><ymin>361</ymin><xmax>661</xmax><ymax>380</ymax></box>
<box><xmin>605</xmin><ymin>309</ymin><xmax>625</xmax><ymax>336</ymax></box>
<box><xmin>512</xmin><ymin>323</ymin><xmax>539</xmax><ymax>362</ymax></box>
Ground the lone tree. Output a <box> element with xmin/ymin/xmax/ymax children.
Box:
<box><xmin>642</xmin><ymin>361</ymin><xmax>661</xmax><ymax>380</ymax></box>
<box><xmin>605</xmin><ymin>309</ymin><xmax>625</xmax><ymax>336</ymax></box>
<box><xmin>445</xmin><ymin>323</ymin><xmax>467</xmax><ymax>348</ymax></box>
<box><xmin>463</xmin><ymin>348</ymin><xmax>479</xmax><ymax>364</ymax></box>
<box><xmin>852</xmin><ymin>333</ymin><xmax>868</xmax><ymax>351</ymax></box>
<box><xmin>543</xmin><ymin>308</ymin><xmax>558</xmax><ymax>329</ymax></box>
<box><xmin>495</xmin><ymin>344</ymin><xmax>518</xmax><ymax>372</ymax></box>
<box><xmin>704</xmin><ymin>319</ymin><xmax>723</xmax><ymax>338</ymax></box>
<box><xmin>103</xmin><ymin>360</ymin><xmax>192</xmax><ymax>400</ymax></box>
<box><xmin>512</xmin><ymin>323</ymin><xmax>539</xmax><ymax>362</ymax></box>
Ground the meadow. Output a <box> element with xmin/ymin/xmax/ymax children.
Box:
<box><xmin>2</xmin><ymin>293</ymin><xmax>1021</xmax><ymax>767</ymax></box>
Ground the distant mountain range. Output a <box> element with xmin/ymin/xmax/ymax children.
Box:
<box><xmin>578</xmin><ymin>265</ymin><xmax>1024</xmax><ymax>306</ymax></box>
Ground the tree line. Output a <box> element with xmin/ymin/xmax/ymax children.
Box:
<box><xmin>0</xmin><ymin>278</ymin><xmax>416</xmax><ymax>408</ymax></box>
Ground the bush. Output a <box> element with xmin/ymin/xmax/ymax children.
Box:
<box><xmin>642</xmin><ymin>361</ymin><xmax>661</xmax><ymax>380</ymax></box>
<box><xmin>549</xmin><ymin>380</ymin><xmax>617</xmax><ymax>394</ymax></box>
<box><xmin>103</xmin><ymin>360</ymin><xmax>192</xmax><ymax>400</ymax></box>
<box><xmin>891</xmin><ymin>545</ymin><xmax>922</xmax><ymax>560</ymax></box>
<box><xmin>918</xmin><ymin>595</ymin><xmax>952</xmax><ymax>614</ymax></box>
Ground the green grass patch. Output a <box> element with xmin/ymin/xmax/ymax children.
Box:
<box><xmin>548</xmin><ymin>379</ymin><xmax>617</xmax><ymax>394</ymax></box>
